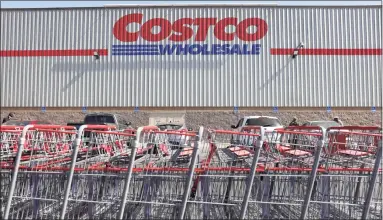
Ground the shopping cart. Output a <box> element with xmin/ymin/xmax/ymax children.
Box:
<box><xmin>115</xmin><ymin>126</ymin><xmax>201</xmax><ymax>219</ymax></box>
<box><xmin>0</xmin><ymin>126</ymin><xmax>24</xmax><ymax>217</ymax></box>
<box><xmin>1</xmin><ymin>125</ymin><xmax>77</xmax><ymax>219</ymax></box>
<box><xmin>305</xmin><ymin>126</ymin><xmax>382</xmax><ymax>220</ymax></box>
<box><xmin>237</xmin><ymin>126</ymin><xmax>325</xmax><ymax>219</ymax></box>
<box><xmin>185</xmin><ymin>127</ymin><xmax>264</xmax><ymax>219</ymax></box>
<box><xmin>1</xmin><ymin>124</ymin><xmax>122</xmax><ymax>220</ymax></box>
<box><xmin>57</xmin><ymin>125</ymin><xmax>136</xmax><ymax>220</ymax></box>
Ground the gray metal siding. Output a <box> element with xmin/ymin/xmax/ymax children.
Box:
<box><xmin>0</xmin><ymin>6</ymin><xmax>382</xmax><ymax>107</ymax></box>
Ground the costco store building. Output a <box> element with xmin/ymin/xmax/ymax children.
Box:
<box><xmin>0</xmin><ymin>4</ymin><xmax>382</xmax><ymax>126</ymax></box>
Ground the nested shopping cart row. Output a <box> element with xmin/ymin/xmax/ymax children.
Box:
<box><xmin>1</xmin><ymin>124</ymin><xmax>381</xmax><ymax>220</ymax></box>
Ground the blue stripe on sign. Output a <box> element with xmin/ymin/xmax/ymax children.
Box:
<box><xmin>112</xmin><ymin>44</ymin><xmax>158</xmax><ymax>48</ymax></box>
<box><xmin>112</xmin><ymin>52</ymin><xmax>261</xmax><ymax>55</ymax></box>
<box><xmin>112</xmin><ymin>48</ymin><xmax>159</xmax><ymax>52</ymax></box>
<box><xmin>112</xmin><ymin>52</ymin><xmax>161</xmax><ymax>56</ymax></box>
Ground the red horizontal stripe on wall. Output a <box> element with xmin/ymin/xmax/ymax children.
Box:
<box><xmin>270</xmin><ymin>48</ymin><xmax>382</xmax><ymax>55</ymax></box>
<box><xmin>0</xmin><ymin>49</ymin><xmax>108</xmax><ymax>57</ymax></box>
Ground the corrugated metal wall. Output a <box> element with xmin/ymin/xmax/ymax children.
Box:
<box><xmin>1</xmin><ymin>6</ymin><xmax>382</xmax><ymax>107</ymax></box>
